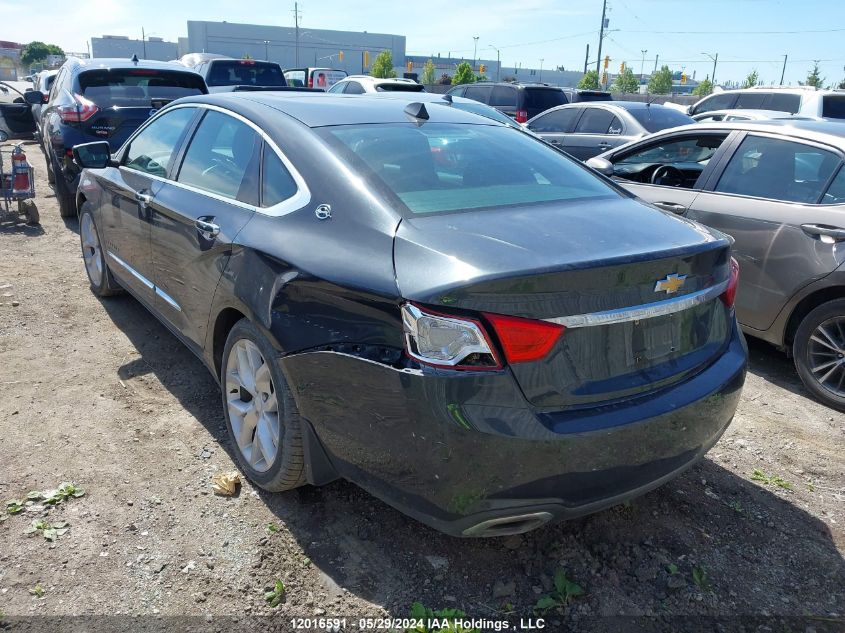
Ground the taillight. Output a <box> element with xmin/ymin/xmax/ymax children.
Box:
<box><xmin>401</xmin><ymin>303</ymin><xmax>501</xmax><ymax>370</ymax></box>
<box><xmin>58</xmin><ymin>93</ymin><xmax>98</xmax><ymax>123</ymax></box>
<box><xmin>307</xmin><ymin>76</ymin><xmax>313</xmax><ymax>88</ymax></box>
<box><xmin>720</xmin><ymin>257</ymin><xmax>740</xmax><ymax>308</ymax></box>
<box><xmin>483</xmin><ymin>312</ymin><xmax>564</xmax><ymax>364</ymax></box>
<box><xmin>515</xmin><ymin>109</ymin><xmax>529</xmax><ymax>123</ymax></box>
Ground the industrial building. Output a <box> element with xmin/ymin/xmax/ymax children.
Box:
<box><xmin>91</xmin><ymin>35</ymin><xmax>178</xmax><ymax>61</ymax></box>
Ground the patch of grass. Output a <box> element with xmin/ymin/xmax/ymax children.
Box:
<box><xmin>25</xmin><ymin>519</ymin><xmax>69</xmax><ymax>541</ymax></box>
<box><xmin>667</xmin><ymin>563</ymin><xmax>679</xmax><ymax>575</ymax></box>
<box><xmin>407</xmin><ymin>602</ymin><xmax>478</xmax><ymax>632</ymax></box>
<box><xmin>264</xmin><ymin>579</ymin><xmax>285</xmax><ymax>608</ymax></box>
<box><xmin>534</xmin><ymin>569</ymin><xmax>585</xmax><ymax>614</ymax></box>
<box><xmin>727</xmin><ymin>500</ymin><xmax>744</xmax><ymax>514</ymax></box>
<box><xmin>266</xmin><ymin>523</ymin><xmax>280</xmax><ymax>534</ymax></box>
<box><xmin>751</xmin><ymin>469</ymin><xmax>793</xmax><ymax>491</ymax></box>
<box><xmin>692</xmin><ymin>566</ymin><xmax>712</xmax><ymax>592</ymax></box>
<box><xmin>6</xmin><ymin>499</ymin><xmax>24</xmax><ymax>515</ymax></box>
<box><xmin>29</xmin><ymin>584</ymin><xmax>45</xmax><ymax>598</ymax></box>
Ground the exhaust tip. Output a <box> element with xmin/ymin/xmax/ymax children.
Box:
<box><xmin>462</xmin><ymin>511</ymin><xmax>553</xmax><ymax>537</ymax></box>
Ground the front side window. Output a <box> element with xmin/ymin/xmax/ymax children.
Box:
<box><xmin>617</xmin><ymin>135</ymin><xmax>727</xmax><ymax>166</ymax></box>
<box><xmin>124</xmin><ymin>107</ymin><xmax>196</xmax><ymax>177</ymax></box>
<box><xmin>715</xmin><ymin>135</ymin><xmax>841</xmax><ymax>203</ymax></box>
<box><xmin>177</xmin><ymin>111</ymin><xmax>259</xmax><ymax>203</ymax></box>
<box><xmin>691</xmin><ymin>93</ymin><xmax>736</xmax><ymax>115</ymax></box>
<box><xmin>343</xmin><ymin>82</ymin><xmax>365</xmax><ymax>94</ymax></box>
<box><xmin>317</xmin><ymin>123</ymin><xmax>618</xmax><ymax>216</ymax></box>
<box><xmin>735</xmin><ymin>92</ymin><xmax>769</xmax><ymax>109</ymax></box>
<box><xmin>463</xmin><ymin>85</ymin><xmax>492</xmax><ymax>102</ymax></box>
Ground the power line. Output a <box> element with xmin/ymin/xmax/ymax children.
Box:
<box><xmin>622</xmin><ymin>28</ymin><xmax>845</xmax><ymax>35</ymax></box>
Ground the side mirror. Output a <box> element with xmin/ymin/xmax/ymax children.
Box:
<box><xmin>586</xmin><ymin>156</ymin><xmax>614</xmax><ymax>176</ymax></box>
<box><xmin>73</xmin><ymin>142</ymin><xmax>114</xmax><ymax>169</ymax></box>
<box><xmin>686</xmin><ymin>106</ymin><xmax>694</xmax><ymax>115</ymax></box>
<box><xmin>23</xmin><ymin>90</ymin><xmax>44</xmax><ymax>105</ymax></box>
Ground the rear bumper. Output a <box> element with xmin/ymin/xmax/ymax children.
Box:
<box><xmin>283</xmin><ymin>320</ymin><xmax>747</xmax><ymax>537</ymax></box>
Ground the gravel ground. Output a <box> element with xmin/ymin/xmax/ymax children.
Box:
<box><xmin>0</xmin><ymin>144</ymin><xmax>843</xmax><ymax>633</ymax></box>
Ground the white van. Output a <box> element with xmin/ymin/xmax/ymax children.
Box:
<box><xmin>284</xmin><ymin>68</ymin><xmax>347</xmax><ymax>90</ymax></box>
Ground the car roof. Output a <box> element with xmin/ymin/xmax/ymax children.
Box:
<box><xmin>654</xmin><ymin>119</ymin><xmax>845</xmax><ymax>150</ymax></box>
<box><xmin>343</xmin><ymin>75</ymin><xmax>417</xmax><ymax>84</ymax></box>
<box><xmin>177</xmin><ymin>91</ymin><xmax>503</xmax><ymax>127</ymax></box>
<box><xmin>67</xmin><ymin>57</ymin><xmax>199</xmax><ymax>73</ymax></box>
<box><xmin>695</xmin><ymin>108</ymin><xmax>808</xmax><ymax>118</ymax></box>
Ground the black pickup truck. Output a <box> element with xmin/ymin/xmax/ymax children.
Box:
<box><xmin>188</xmin><ymin>58</ymin><xmax>323</xmax><ymax>94</ymax></box>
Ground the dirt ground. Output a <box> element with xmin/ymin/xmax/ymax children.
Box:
<box><xmin>0</xmin><ymin>144</ymin><xmax>843</xmax><ymax>633</ymax></box>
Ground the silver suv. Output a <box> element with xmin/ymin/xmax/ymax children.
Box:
<box><xmin>689</xmin><ymin>87</ymin><xmax>845</xmax><ymax>120</ymax></box>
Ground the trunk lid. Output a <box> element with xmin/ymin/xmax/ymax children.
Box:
<box><xmin>394</xmin><ymin>197</ymin><xmax>734</xmax><ymax>408</ymax></box>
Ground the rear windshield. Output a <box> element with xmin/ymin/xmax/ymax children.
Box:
<box><xmin>206</xmin><ymin>60</ymin><xmax>285</xmax><ymax>87</ymax></box>
<box><xmin>575</xmin><ymin>91</ymin><xmax>612</xmax><ymax>102</ymax></box>
<box><xmin>78</xmin><ymin>69</ymin><xmax>206</xmax><ymax>107</ymax></box>
<box><xmin>318</xmin><ymin>123</ymin><xmax>617</xmax><ymax>216</ymax></box>
<box><xmin>822</xmin><ymin>96</ymin><xmax>845</xmax><ymax>119</ymax></box>
<box><xmin>376</xmin><ymin>83</ymin><xmax>425</xmax><ymax>92</ymax></box>
<box><xmin>523</xmin><ymin>88</ymin><xmax>567</xmax><ymax>110</ymax></box>
<box><xmin>629</xmin><ymin>106</ymin><xmax>695</xmax><ymax>132</ymax></box>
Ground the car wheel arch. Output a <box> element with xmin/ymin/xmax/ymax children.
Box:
<box><xmin>783</xmin><ymin>285</ymin><xmax>845</xmax><ymax>349</ymax></box>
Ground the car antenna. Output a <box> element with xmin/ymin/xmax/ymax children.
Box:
<box><xmin>131</xmin><ymin>54</ymin><xmax>139</xmax><ymax>65</ymax></box>
<box><xmin>404</xmin><ymin>102</ymin><xmax>430</xmax><ymax>122</ymax></box>
<box><xmin>442</xmin><ymin>94</ymin><xmax>453</xmax><ymax>105</ymax></box>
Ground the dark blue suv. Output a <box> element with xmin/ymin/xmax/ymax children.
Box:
<box><xmin>29</xmin><ymin>57</ymin><xmax>207</xmax><ymax>217</ymax></box>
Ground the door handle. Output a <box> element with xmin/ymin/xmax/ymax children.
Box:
<box><xmin>597</xmin><ymin>142</ymin><xmax>610</xmax><ymax>148</ymax></box>
<box><xmin>801</xmin><ymin>224</ymin><xmax>845</xmax><ymax>241</ymax></box>
<box><xmin>134</xmin><ymin>191</ymin><xmax>153</xmax><ymax>206</ymax></box>
<box><xmin>549</xmin><ymin>139</ymin><xmax>561</xmax><ymax>144</ymax></box>
<box><xmin>654</xmin><ymin>201</ymin><xmax>687</xmax><ymax>214</ymax></box>
<box><xmin>195</xmin><ymin>217</ymin><xmax>220</xmax><ymax>239</ymax></box>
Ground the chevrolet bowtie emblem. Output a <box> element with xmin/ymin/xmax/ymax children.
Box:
<box><xmin>654</xmin><ymin>273</ymin><xmax>688</xmax><ymax>294</ymax></box>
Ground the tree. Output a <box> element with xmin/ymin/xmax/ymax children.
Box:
<box><xmin>692</xmin><ymin>77</ymin><xmax>713</xmax><ymax>96</ymax></box>
<box><xmin>20</xmin><ymin>41</ymin><xmax>64</xmax><ymax>67</ymax></box>
<box><xmin>421</xmin><ymin>59</ymin><xmax>436</xmax><ymax>85</ymax></box>
<box><xmin>370</xmin><ymin>50</ymin><xmax>396</xmax><ymax>79</ymax></box>
<box><xmin>452</xmin><ymin>62</ymin><xmax>475</xmax><ymax>85</ymax></box>
<box><xmin>577</xmin><ymin>70</ymin><xmax>600</xmax><ymax>90</ymax></box>
<box><xmin>805</xmin><ymin>62</ymin><xmax>824</xmax><ymax>88</ymax></box>
<box><xmin>611</xmin><ymin>67</ymin><xmax>639</xmax><ymax>94</ymax></box>
<box><xmin>838</xmin><ymin>79</ymin><xmax>845</xmax><ymax>90</ymax></box>
<box><xmin>648</xmin><ymin>65</ymin><xmax>674</xmax><ymax>94</ymax></box>
<box><xmin>742</xmin><ymin>69</ymin><xmax>759</xmax><ymax>89</ymax></box>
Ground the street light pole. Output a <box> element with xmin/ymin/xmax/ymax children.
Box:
<box><xmin>473</xmin><ymin>36</ymin><xmax>479</xmax><ymax>70</ymax></box>
<box><xmin>141</xmin><ymin>27</ymin><xmax>146</xmax><ymax>59</ymax></box>
<box><xmin>293</xmin><ymin>2</ymin><xmax>301</xmax><ymax>66</ymax></box>
<box><xmin>489</xmin><ymin>45</ymin><xmax>501</xmax><ymax>81</ymax></box>
<box><xmin>263</xmin><ymin>40</ymin><xmax>270</xmax><ymax>61</ymax></box>
<box><xmin>595</xmin><ymin>0</ymin><xmax>607</xmax><ymax>73</ymax></box>
<box><xmin>640</xmin><ymin>49</ymin><xmax>647</xmax><ymax>79</ymax></box>
<box><xmin>540</xmin><ymin>58</ymin><xmax>544</xmax><ymax>82</ymax></box>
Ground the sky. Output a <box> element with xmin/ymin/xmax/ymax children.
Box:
<box><xmin>2</xmin><ymin>0</ymin><xmax>844</xmax><ymax>86</ymax></box>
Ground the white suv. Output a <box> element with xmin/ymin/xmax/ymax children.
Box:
<box><xmin>688</xmin><ymin>87</ymin><xmax>845</xmax><ymax>120</ymax></box>
<box><xmin>327</xmin><ymin>75</ymin><xmax>425</xmax><ymax>94</ymax></box>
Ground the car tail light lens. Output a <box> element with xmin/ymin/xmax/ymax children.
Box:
<box><xmin>483</xmin><ymin>312</ymin><xmax>564</xmax><ymax>364</ymax></box>
<box><xmin>58</xmin><ymin>93</ymin><xmax>98</xmax><ymax>123</ymax></box>
<box><xmin>515</xmin><ymin>109</ymin><xmax>529</xmax><ymax>123</ymax></box>
<box><xmin>401</xmin><ymin>303</ymin><xmax>501</xmax><ymax>369</ymax></box>
<box><xmin>720</xmin><ymin>257</ymin><xmax>740</xmax><ymax>308</ymax></box>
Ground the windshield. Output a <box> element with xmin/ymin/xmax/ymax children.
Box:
<box><xmin>629</xmin><ymin>107</ymin><xmax>695</xmax><ymax>132</ymax></box>
<box><xmin>318</xmin><ymin>123</ymin><xmax>618</xmax><ymax>216</ymax></box>
<box><xmin>206</xmin><ymin>60</ymin><xmax>286</xmax><ymax>87</ymax></box>
<box><xmin>78</xmin><ymin>69</ymin><xmax>206</xmax><ymax>107</ymax></box>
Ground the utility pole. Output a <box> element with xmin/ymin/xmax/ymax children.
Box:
<box><xmin>780</xmin><ymin>54</ymin><xmax>788</xmax><ymax>85</ymax></box>
<box><xmin>583</xmin><ymin>43</ymin><xmax>590</xmax><ymax>74</ymax></box>
<box><xmin>702</xmin><ymin>52</ymin><xmax>718</xmax><ymax>86</ymax></box>
<box><xmin>141</xmin><ymin>27</ymin><xmax>146</xmax><ymax>59</ymax></box>
<box><xmin>595</xmin><ymin>0</ymin><xmax>607</xmax><ymax>74</ymax></box>
<box><xmin>293</xmin><ymin>2</ymin><xmax>301</xmax><ymax>66</ymax></box>
<box><xmin>489</xmin><ymin>45</ymin><xmax>501</xmax><ymax>81</ymax></box>
<box><xmin>653</xmin><ymin>53</ymin><xmax>659</xmax><ymax>73</ymax></box>
<box><xmin>473</xmin><ymin>36</ymin><xmax>479</xmax><ymax>70</ymax></box>
<box><xmin>640</xmin><ymin>49</ymin><xmax>647</xmax><ymax>79</ymax></box>
<box><xmin>539</xmin><ymin>58</ymin><xmax>544</xmax><ymax>82</ymax></box>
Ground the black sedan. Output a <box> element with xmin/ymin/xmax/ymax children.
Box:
<box><xmin>72</xmin><ymin>92</ymin><xmax>747</xmax><ymax>537</ymax></box>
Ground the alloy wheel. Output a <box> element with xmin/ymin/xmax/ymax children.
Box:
<box><xmin>80</xmin><ymin>213</ymin><xmax>103</xmax><ymax>286</ymax></box>
<box><xmin>225</xmin><ymin>339</ymin><xmax>280</xmax><ymax>473</ymax></box>
<box><xmin>808</xmin><ymin>316</ymin><xmax>845</xmax><ymax>397</ymax></box>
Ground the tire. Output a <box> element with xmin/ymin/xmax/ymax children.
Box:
<box><xmin>793</xmin><ymin>298</ymin><xmax>845</xmax><ymax>412</ymax></box>
<box><xmin>79</xmin><ymin>202</ymin><xmax>121</xmax><ymax>296</ymax></box>
<box><xmin>51</xmin><ymin>153</ymin><xmax>76</xmax><ymax>218</ymax></box>
<box><xmin>221</xmin><ymin>319</ymin><xmax>306</xmax><ymax>492</ymax></box>
<box><xmin>45</xmin><ymin>149</ymin><xmax>55</xmax><ymax>184</ymax></box>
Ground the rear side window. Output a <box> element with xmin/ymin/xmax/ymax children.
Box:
<box><xmin>490</xmin><ymin>86</ymin><xmax>517</xmax><ymax>107</ymax></box>
<box><xmin>767</xmin><ymin>93</ymin><xmax>801</xmax><ymax>113</ymax></box>
<box><xmin>523</xmin><ymin>88</ymin><xmax>566</xmax><ymax>111</ymax></box>
<box><xmin>261</xmin><ymin>146</ymin><xmax>298</xmax><ymax>207</ymax></box>
<box><xmin>177</xmin><ymin>111</ymin><xmax>260</xmax><ymax>204</ymax></box>
<box><xmin>463</xmin><ymin>85</ymin><xmax>492</xmax><ymax>103</ymax></box>
<box><xmin>735</xmin><ymin>92</ymin><xmax>769</xmax><ymax>109</ymax></box>
<box><xmin>715</xmin><ymin>135</ymin><xmax>840</xmax><ymax>203</ymax></box>
<box><xmin>79</xmin><ymin>69</ymin><xmax>206</xmax><ymax>107</ymax></box>
<box><xmin>206</xmin><ymin>60</ymin><xmax>285</xmax><ymax>87</ymax></box>
<box><xmin>528</xmin><ymin>108</ymin><xmax>581</xmax><ymax>133</ymax></box>
<box><xmin>574</xmin><ymin>108</ymin><xmax>615</xmax><ymax>134</ymax></box>
<box><xmin>822</xmin><ymin>96</ymin><xmax>845</xmax><ymax>119</ymax></box>
<box><xmin>691</xmin><ymin>92</ymin><xmax>736</xmax><ymax>115</ymax></box>
<box><xmin>822</xmin><ymin>167</ymin><xmax>845</xmax><ymax>204</ymax></box>
<box><xmin>124</xmin><ymin>107</ymin><xmax>196</xmax><ymax>177</ymax></box>
<box><xmin>319</xmin><ymin>123</ymin><xmax>617</xmax><ymax>216</ymax></box>
<box><xmin>285</xmin><ymin>70</ymin><xmax>306</xmax><ymax>87</ymax></box>
<box><xmin>343</xmin><ymin>81</ymin><xmax>365</xmax><ymax>94</ymax></box>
